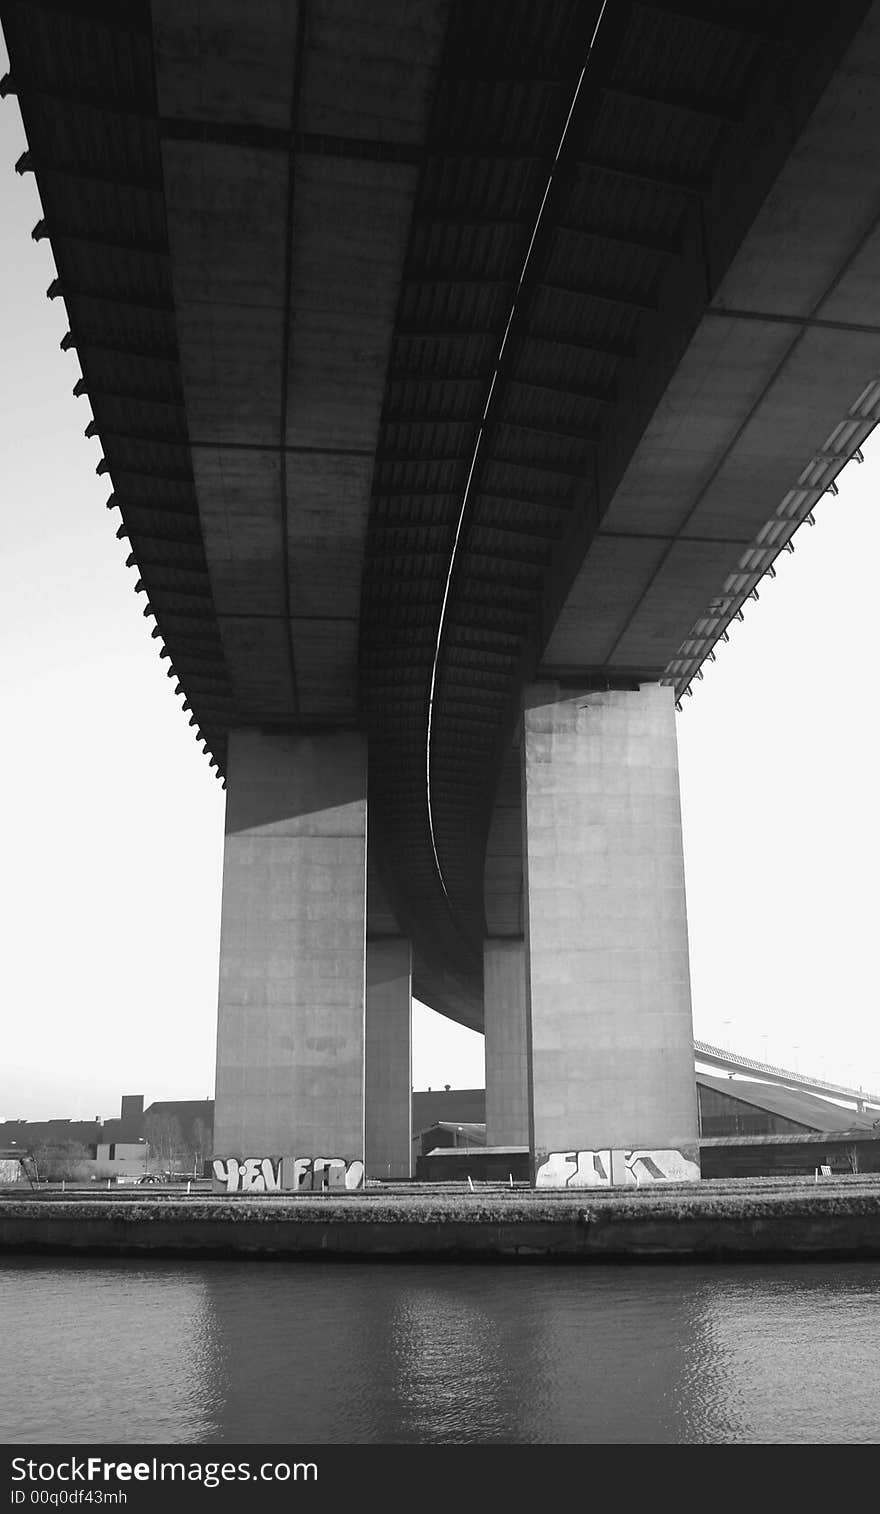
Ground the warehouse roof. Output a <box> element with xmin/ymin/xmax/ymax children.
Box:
<box><xmin>696</xmin><ymin>1073</ymin><xmax>876</xmax><ymax>1133</ymax></box>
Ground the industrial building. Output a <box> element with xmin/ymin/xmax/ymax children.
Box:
<box><xmin>6</xmin><ymin>1073</ymin><xmax>874</xmax><ymax>1184</ymax></box>
<box><xmin>413</xmin><ymin>1077</ymin><xmax>880</xmax><ymax>1181</ymax></box>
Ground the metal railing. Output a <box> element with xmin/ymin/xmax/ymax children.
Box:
<box><xmin>694</xmin><ymin>1039</ymin><xmax>880</xmax><ymax>1109</ymax></box>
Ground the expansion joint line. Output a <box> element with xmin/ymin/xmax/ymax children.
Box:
<box><xmin>424</xmin><ymin>0</ymin><xmax>610</xmax><ymax>905</ymax></box>
<box><xmin>278</xmin><ymin>0</ymin><xmax>309</xmax><ymax>713</ymax></box>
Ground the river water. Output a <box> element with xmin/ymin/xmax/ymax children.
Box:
<box><xmin>2</xmin><ymin>1257</ymin><xmax>878</xmax><ymax>1443</ymax></box>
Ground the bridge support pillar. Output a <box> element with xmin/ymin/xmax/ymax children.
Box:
<box><xmin>212</xmin><ymin>727</ymin><xmax>368</xmax><ymax>1193</ymax></box>
<box><xmin>521</xmin><ymin>682</ymin><xmax>700</xmax><ymax>1188</ymax></box>
<box><xmin>365</xmin><ymin>937</ymin><xmax>412</xmax><ymax>1181</ymax></box>
<box><xmin>484</xmin><ymin>938</ymin><xmax>529</xmax><ymax>1147</ymax></box>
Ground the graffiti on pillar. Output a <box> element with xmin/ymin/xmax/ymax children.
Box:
<box><xmin>212</xmin><ymin>1156</ymin><xmax>283</xmax><ymax>1193</ymax></box>
<box><xmin>620</xmin><ymin>1148</ymin><xmax>700</xmax><ymax>1184</ymax></box>
<box><xmin>0</xmin><ymin>1157</ymin><xmax>24</xmax><ymax>1185</ymax></box>
<box><xmin>212</xmin><ymin>1155</ymin><xmax>365</xmax><ymax>1193</ymax></box>
<box><xmin>535</xmin><ymin>1147</ymin><xmax>700</xmax><ymax>1187</ymax></box>
<box><xmin>290</xmin><ymin>1157</ymin><xmax>365</xmax><ymax>1192</ymax></box>
<box><xmin>535</xmin><ymin>1150</ymin><xmax>612</xmax><ymax>1187</ymax></box>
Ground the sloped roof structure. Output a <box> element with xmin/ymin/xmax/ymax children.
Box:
<box><xmin>697</xmin><ymin>1073</ymin><xmax>876</xmax><ymax>1133</ymax></box>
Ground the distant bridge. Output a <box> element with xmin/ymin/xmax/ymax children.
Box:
<box><xmin>694</xmin><ymin>1040</ymin><xmax>880</xmax><ymax>1113</ymax></box>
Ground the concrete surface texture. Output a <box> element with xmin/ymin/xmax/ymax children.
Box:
<box><xmin>365</xmin><ymin>937</ymin><xmax>413</xmax><ymax>1180</ymax></box>
<box><xmin>214</xmin><ymin>727</ymin><xmax>367</xmax><ymax>1166</ymax></box>
<box><xmin>152</xmin><ymin>0</ymin><xmax>441</xmax><ymax>728</ymax></box>
<box><xmin>484</xmin><ymin>939</ymin><xmax>529</xmax><ymax>1147</ymax></box>
<box><xmin>522</xmin><ymin>682</ymin><xmax>699</xmax><ymax>1166</ymax></box>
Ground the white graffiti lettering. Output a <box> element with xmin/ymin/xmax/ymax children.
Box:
<box><xmin>212</xmin><ymin>1155</ymin><xmax>366</xmax><ymax>1193</ymax></box>
<box><xmin>622</xmin><ymin>1149</ymin><xmax>700</xmax><ymax>1185</ymax></box>
<box><xmin>534</xmin><ymin>1150</ymin><xmax>611</xmax><ymax>1188</ymax></box>
<box><xmin>536</xmin><ymin>1147</ymin><xmax>700</xmax><ymax>1188</ymax></box>
<box><xmin>290</xmin><ymin>1157</ymin><xmax>365</xmax><ymax>1192</ymax></box>
<box><xmin>211</xmin><ymin>1156</ymin><xmax>283</xmax><ymax>1193</ymax></box>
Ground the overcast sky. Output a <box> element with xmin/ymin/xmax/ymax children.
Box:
<box><xmin>2</xmin><ymin>60</ymin><xmax>878</xmax><ymax>1121</ymax></box>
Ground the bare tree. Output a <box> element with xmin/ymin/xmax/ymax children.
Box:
<box><xmin>191</xmin><ymin>1116</ymin><xmax>212</xmax><ymax>1176</ymax></box>
<box><xmin>143</xmin><ymin>1113</ymin><xmax>184</xmax><ymax>1174</ymax></box>
<box><xmin>30</xmin><ymin>1142</ymin><xmax>91</xmax><ymax>1182</ymax></box>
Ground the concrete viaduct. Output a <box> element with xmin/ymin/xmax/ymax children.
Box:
<box><xmin>4</xmin><ymin>0</ymin><xmax>880</xmax><ymax>1190</ymax></box>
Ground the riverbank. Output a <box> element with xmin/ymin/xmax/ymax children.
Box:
<box><xmin>2</xmin><ymin>1176</ymin><xmax>880</xmax><ymax>1261</ymax></box>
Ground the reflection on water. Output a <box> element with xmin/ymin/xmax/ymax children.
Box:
<box><xmin>2</xmin><ymin>1258</ymin><xmax>879</xmax><ymax>1443</ymax></box>
<box><xmin>2</xmin><ymin>1260</ymin><xmax>222</xmax><ymax>1443</ymax></box>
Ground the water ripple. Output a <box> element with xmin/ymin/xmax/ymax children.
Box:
<box><xmin>2</xmin><ymin>1258</ymin><xmax>879</xmax><ymax>1443</ymax></box>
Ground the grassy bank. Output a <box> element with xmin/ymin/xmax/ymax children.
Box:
<box><xmin>1</xmin><ymin>1177</ymin><xmax>880</xmax><ymax>1261</ymax></box>
<box><xmin>3</xmin><ymin>1183</ymin><xmax>880</xmax><ymax>1224</ymax></box>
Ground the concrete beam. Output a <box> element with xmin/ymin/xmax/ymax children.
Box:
<box><xmin>365</xmin><ymin>937</ymin><xmax>413</xmax><ymax>1181</ymax></box>
<box><xmin>484</xmin><ymin>939</ymin><xmax>529</xmax><ymax>1147</ymax></box>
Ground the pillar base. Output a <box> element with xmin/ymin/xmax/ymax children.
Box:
<box><xmin>534</xmin><ymin>1144</ymin><xmax>700</xmax><ymax>1188</ymax></box>
<box><xmin>212</xmin><ymin>1154</ymin><xmax>366</xmax><ymax>1194</ymax></box>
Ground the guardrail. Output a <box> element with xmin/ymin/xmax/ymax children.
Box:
<box><xmin>694</xmin><ymin>1039</ymin><xmax>880</xmax><ymax>1108</ymax></box>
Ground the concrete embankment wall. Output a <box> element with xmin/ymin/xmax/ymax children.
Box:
<box><xmin>2</xmin><ymin>1182</ymin><xmax>880</xmax><ymax>1261</ymax></box>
